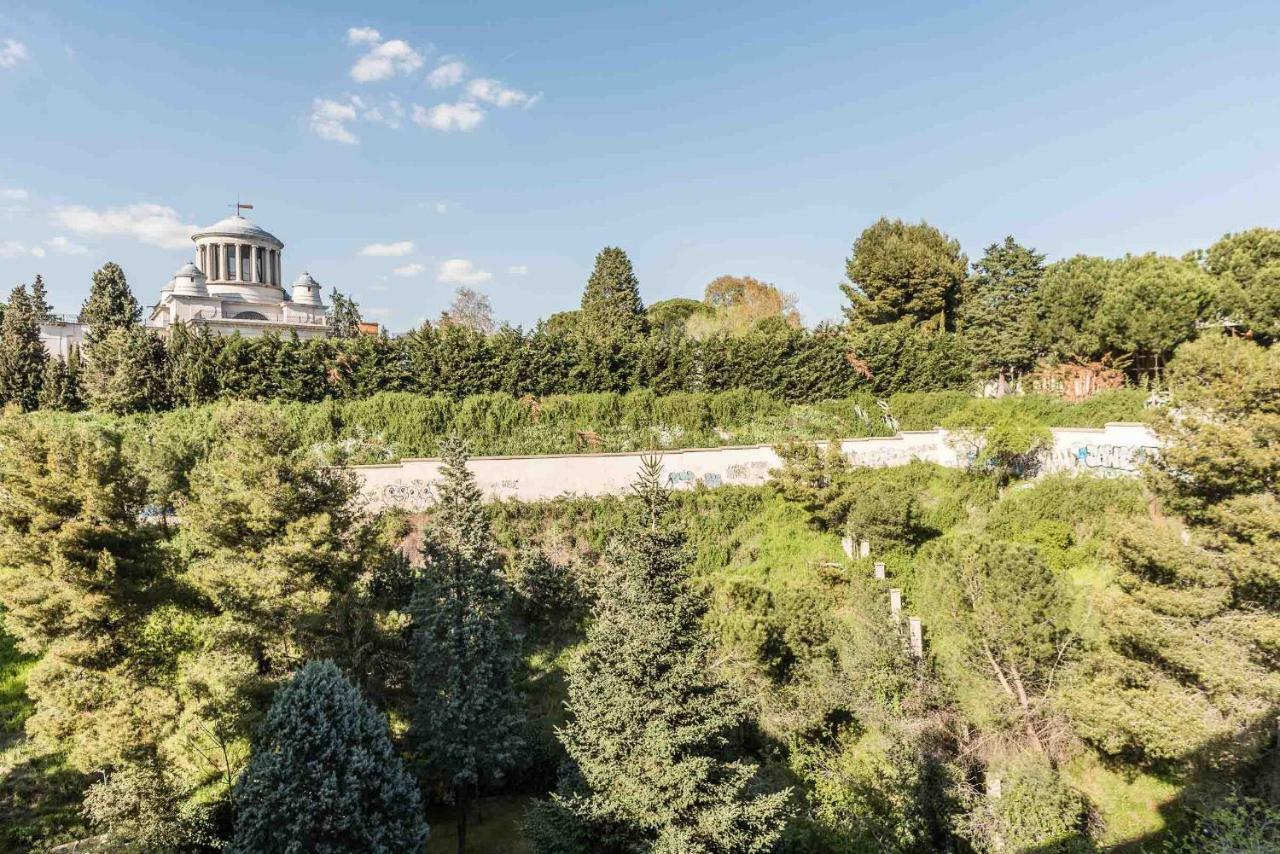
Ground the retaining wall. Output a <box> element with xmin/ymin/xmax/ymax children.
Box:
<box><xmin>353</xmin><ymin>422</ymin><xmax>1159</xmax><ymax>511</ymax></box>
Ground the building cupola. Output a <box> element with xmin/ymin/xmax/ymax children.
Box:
<box><xmin>290</xmin><ymin>271</ymin><xmax>325</xmax><ymax>307</ymax></box>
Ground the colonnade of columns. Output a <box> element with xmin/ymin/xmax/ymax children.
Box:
<box><xmin>197</xmin><ymin>242</ymin><xmax>282</xmax><ymax>286</ymax></box>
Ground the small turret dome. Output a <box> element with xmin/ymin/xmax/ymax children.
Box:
<box><xmin>291</xmin><ymin>271</ymin><xmax>324</xmax><ymax>307</ymax></box>
<box><xmin>170</xmin><ymin>260</ymin><xmax>209</xmax><ymax>297</ymax></box>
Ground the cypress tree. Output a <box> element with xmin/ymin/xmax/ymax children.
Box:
<box><xmin>580</xmin><ymin>247</ymin><xmax>646</xmax><ymax>338</ymax></box>
<box><xmin>0</xmin><ymin>284</ymin><xmax>47</xmax><ymax>410</ymax></box>
<box><xmin>411</xmin><ymin>437</ymin><xmax>524</xmax><ymax>854</ymax></box>
<box><xmin>30</xmin><ymin>274</ymin><xmax>55</xmax><ymax>322</ymax></box>
<box><xmin>230</xmin><ymin>660</ymin><xmax>429</xmax><ymax>853</ymax></box>
<box><xmin>534</xmin><ymin>457</ymin><xmax>791</xmax><ymax>853</ymax></box>
<box><xmin>961</xmin><ymin>236</ymin><xmax>1047</xmax><ymax>381</ymax></box>
<box><xmin>37</xmin><ymin>351</ymin><xmax>82</xmax><ymax>411</ymax></box>
<box><xmin>328</xmin><ymin>289</ymin><xmax>363</xmax><ymax>338</ymax></box>
<box><xmin>165</xmin><ymin>323</ymin><xmax>220</xmax><ymax>407</ymax></box>
<box><xmin>84</xmin><ymin>326</ymin><xmax>169</xmax><ymax>414</ymax></box>
<box><xmin>80</xmin><ymin>261</ymin><xmax>141</xmax><ymax>341</ymax></box>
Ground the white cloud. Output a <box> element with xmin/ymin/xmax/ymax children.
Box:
<box><xmin>45</xmin><ymin>236</ymin><xmax>87</xmax><ymax>255</ymax></box>
<box><xmin>426</xmin><ymin>60</ymin><xmax>467</xmax><ymax>89</ymax></box>
<box><xmin>466</xmin><ymin>78</ymin><xmax>533</xmax><ymax>108</ymax></box>
<box><xmin>392</xmin><ymin>262</ymin><xmax>426</xmax><ymax>277</ymax></box>
<box><xmin>0</xmin><ymin>240</ymin><xmax>44</xmax><ymax>258</ymax></box>
<box><xmin>346</xmin><ymin>26</ymin><xmax>381</xmax><ymax>45</ymax></box>
<box><xmin>434</xmin><ymin>202</ymin><xmax>449</xmax><ymax>214</ymax></box>
<box><xmin>310</xmin><ymin>97</ymin><xmax>359</xmax><ymax>144</ymax></box>
<box><xmin>0</xmin><ymin>40</ymin><xmax>28</xmax><ymax>70</ymax></box>
<box><xmin>412</xmin><ymin>101</ymin><xmax>484</xmax><ymax>132</ymax></box>
<box><xmin>359</xmin><ymin>240</ymin><xmax>414</xmax><ymax>257</ymax></box>
<box><xmin>54</xmin><ymin>202</ymin><xmax>195</xmax><ymax>249</ymax></box>
<box><xmin>507</xmin><ymin>264</ymin><xmax>529</xmax><ymax>276</ymax></box>
<box><xmin>1</xmin><ymin>187</ymin><xmax>28</xmax><ymax>201</ymax></box>
<box><xmin>437</xmin><ymin>258</ymin><xmax>491</xmax><ymax>286</ymax></box>
<box><xmin>351</xmin><ymin>38</ymin><xmax>424</xmax><ymax>83</ymax></box>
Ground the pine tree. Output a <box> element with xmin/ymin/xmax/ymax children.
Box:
<box><xmin>961</xmin><ymin>236</ymin><xmax>1046</xmax><ymax>381</ymax></box>
<box><xmin>411</xmin><ymin>437</ymin><xmax>524</xmax><ymax>854</ymax></box>
<box><xmin>80</xmin><ymin>261</ymin><xmax>141</xmax><ymax>341</ymax></box>
<box><xmin>84</xmin><ymin>325</ymin><xmax>169</xmax><ymax>413</ymax></box>
<box><xmin>37</xmin><ymin>352</ymin><xmax>81</xmax><ymax>411</ymax></box>
<box><xmin>0</xmin><ymin>284</ymin><xmax>48</xmax><ymax>410</ymax></box>
<box><xmin>841</xmin><ymin>218</ymin><xmax>968</xmax><ymax>331</ymax></box>
<box><xmin>535</xmin><ymin>457</ymin><xmax>791</xmax><ymax>853</ymax></box>
<box><xmin>230</xmin><ymin>660</ymin><xmax>428</xmax><ymax>853</ymax></box>
<box><xmin>29</xmin><ymin>274</ymin><xmax>55</xmax><ymax>322</ymax></box>
<box><xmin>165</xmin><ymin>323</ymin><xmax>220</xmax><ymax>407</ymax></box>
<box><xmin>328</xmin><ymin>289</ymin><xmax>363</xmax><ymax>338</ymax></box>
<box><xmin>580</xmin><ymin>247</ymin><xmax>646</xmax><ymax>338</ymax></box>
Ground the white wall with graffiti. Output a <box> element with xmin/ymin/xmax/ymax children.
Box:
<box><xmin>353</xmin><ymin>422</ymin><xmax>1159</xmax><ymax>511</ymax></box>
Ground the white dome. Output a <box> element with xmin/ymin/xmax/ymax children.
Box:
<box><xmin>290</xmin><ymin>272</ymin><xmax>323</xmax><ymax>307</ymax></box>
<box><xmin>171</xmin><ymin>260</ymin><xmax>209</xmax><ymax>297</ymax></box>
<box><xmin>191</xmin><ymin>215</ymin><xmax>282</xmax><ymax>247</ymax></box>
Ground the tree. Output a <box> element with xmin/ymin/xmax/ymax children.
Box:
<box><xmin>534</xmin><ymin>458</ymin><xmax>791</xmax><ymax>853</ymax></box>
<box><xmin>29</xmin><ymin>274</ymin><xmax>55</xmax><ymax>322</ymax></box>
<box><xmin>580</xmin><ymin>247</ymin><xmax>646</xmax><ymax>338</ymax></box>
<box><xmin>166</xmin><ymin>324</ymin><xmax>220</xmax><ymax>407</ymax></box>
<box><xmin>0</xmin><ymin>284</ymin><xmax>47</xmax><ymax>410</ymax></box>
<box><xmin>229</xmin><ymin>660</ymin><xmax>428</xmax><ymax>853</ymax></box>
<box><xmin>1037</xmin><ymin>255</ymin><xmax>1114</xmax><ymax>361</ymax></box>
<box><xmin>441</xmin><ymin>286</ymin><xmax>496</xmax><ymax>335</ymax></box>
<box><xmin>961</xmin><ymin>236</ymin><xmax>1046</xmax><ymax>380</ymax></box>
<box><xmin>687</xmin><ymin>275</ymin><xmax>801</xmax><ymax>339</ymax></box>
<box><xmin>1204</xmin><ymin>227</ymin><xmax>1280</xmax><ymax>341</ymax></box>
<box><xmin>411</xmin><ymin>437</ymin><xmax>524</xmax><ymax>854</ymax></box>
<box><xmin>646</xmin><ymin>298</ymin><xmax>707</xmax><ymax>334</ymax></box>
<box><xmin>84</xmin><ymin>325</ymin><xmax>169</xmax><ymax>413</ymax></box>
<box><xmin>328</xmin><ymin>290</ymin><xmax>363</xmax><ymax>338</ymax></box>
<box><xmin>1094</xmin><ymin>254</ymin><xmax>1216</xmax><ymax>368</ymax></box>
<box><xmin>942</xmin><ymin>403</ymin><xmax>1053</xmax><ymax>485</ymax></box>
<box><xmin>37</xmin><ymin>348</ymin><xmax>82</xmax><ymax>411</ymax></box>
<box><xmin>80</xmin><ymin>262</ymin><xmax>141</xmax><ymax>340</ymax></box>
<box><xmin>841</xmin><ymin>218</ymin><xmax>967</xmax><ymax>331</ymax></box>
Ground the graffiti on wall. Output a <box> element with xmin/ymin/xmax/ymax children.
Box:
<box><xmin>378</xmin><ymin>478</ymin><xmax>441</xmax><ymax>510</ymax></box>
<box><xmin>1049</xmin><ymin>443</ymin><xmax>1159</xmax><ymax>476</ymax></box>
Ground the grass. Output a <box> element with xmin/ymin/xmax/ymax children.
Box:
<box><xmin>1065</xmin><ymin>754</ymin><xmax>1179</xmax><ymax>850</ymax></box>
<box><xmin>425</xmin><ymin>795</ymin><xmax>535</xmax><ymax>854</ymax></box>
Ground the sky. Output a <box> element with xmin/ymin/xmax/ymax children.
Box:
<box><xmin>0</xmin><ymin>1</ymin><xmax>1278</xmax><ymax>331</ymax></box>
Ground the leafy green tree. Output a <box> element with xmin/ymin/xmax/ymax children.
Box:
<box><xmin>1094</xmin><ymin>254</ymin><xmax>1216</xmax><ymax>367</ymax></box>
<box><xmin>1204</xmin><ymin>227</ymin><xmax>1280</xmax><ymax>340</ymax></box>
<box><xmin>411</xmin><ymin>437</ymin><xmax>524</xmax><ymax>853</ymax></box>
<box><xmin>230</xmin><ymin>660</ymin><xmax>428</xmax><ymax>853</ymax></box>
<box><xmin>580</xmin><ymin>247</ymin><xmax>646</xmax><ymax>338</ymax></box>
<box><xmin>166</xmin><ymin>324</ymin><xmax>221</xmax><ymax>407</ymax></box>
<box><xmin>327</xmin><ymin>289</ymin><xmax>363</xmax><ymax>339</ymax></box>
<box><xmin>29</xmin><ymin>274</ymin><xmax>55</xmax><ymax>322</ymax></box>
<box><xmin>687</xmin><ymin>275</ymin><xmax>801</xmax><ymax>339</ymax></box>
<box><xmin>80</xmin><ymin>261</ymin><xmax>141</xmax><ymax>340</ymax></box>
<box><xmin>918</xmin><ymin>533</ymin><xmax>1071</xmax><ymax>753</ymax></box>
<box><xmin>1037</xmin><ymin>255</ymin><xmax>1114</xmax><ymax>361</ymax></box>
<box><xmin>535</xmin><ymin>458</ymin><xmax>791</xmax><ymax>853</ymax></box>
<box><xmin>83</xmin><ymin>762</ymin><xmax>215</xmax><ymax>851</ymax></box>
<box><xmin>0</xmin><ymin>284</ymin><xmax>47</xmax><ymax>410</ymax></box>
<box><xmin>646</xmin><ymin>298</ymin><xmax>707</xmax><ymax>334</ymax></box>
<box><xmin>84</xmin><ymin>325</ymin><xmax>169</xmax><ymax>413</ymax></box>
<box><xmin>942</xmin><ymin>403</ymin><xmax>1053</xmax><ymax>485</ymax></box>
<box><xmin>961</xmin><ymin>236</ymin><xmax>1046</xmax><ymax>380</ymax></box>
<box><xmin>841</xmin><ymin>218</ymin><xmax>967</xmax><ymax>331</ymax></box>
<box><xmin>956</xmin><ymin>756</ymin><xmax>1091</xmax><ymax>853</ymax></box>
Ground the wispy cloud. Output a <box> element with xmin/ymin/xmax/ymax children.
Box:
<box><xmin>426</xmin><ymin>60</ymin><xmax>467</xmax><ymax>89</ymax></box>
<box><xmin>359</xmin><ymin>240</ymin><xmax>414</xmax><ymax>257</ymax></box>
<box><xmin>310</xmin><ymin>97</ymin><xmax>360</xmax><ymax>144</ymax></box>
<box><xmin>350</xmin><ymin>35</ymin><xmax>424</xmax><ymax>83</ymax></box>
<box><xmin>45</xmin><ymin>235</ymin><xmax>87</xmax><ymax>255</ymax></box>
<box><xmin>437</xmin><ymin>258</ymin><xmax>491</xmax><ymax>285</ymax></box>
<box><xmin>412</xmin><ymin>101</ymin><xmax>484</xmax><ymax>132</ymax></box>
<box><xmin>346</xmin><ymin>27</ymin><xmax>381</xmax><ymax>46</ymax></box>
<box><xmin>0</xmin><ymin>240</ymin><xmax>43</xmax><ymax>258</ymax></box>
<box><xmin>54</xmin><ymin>202</ymin><xmax>195</xmax><ymax>249</ymax></box>
<box><xmin>1</xmin><ymin>187</ymin><xmax>28</xmax><ymax>201</ymax></box>
<box><xmin>466</xmin><ymin>78</ymin><xmax>534</xmax><ymax>109</ymax></box>
<box><xmin>393</xmin><ymin>262</ymin><xmax>426</xmax><ymax>277</ymax></box>
<box><xmin>507</xmin><ymin>264</ymin><xmax>529</xmax><ymax>276</ymax></box>
<box><xmin>0</xmin><ymin>40</ymin><xmax>28</xmax><ymax>70</ymax></box>
<box><xmin>434</xmin><ymin>202</ymin><xmax>449</xmax><ymax>214</ymax></box>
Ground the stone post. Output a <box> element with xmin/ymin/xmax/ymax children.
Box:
<box><xmin>874</xmin><ymin>561</ymin><xmax>886</xmax><ymax>580</ymax></box>
<box><xmin>841</xmin><ymin>536</ymin><xmax>854</xmax><ymax>558</ymax></box>
<box><xmin>889</xmin><ymin>588</ymin><xmax>901</xmax><ymax>623</ymax></box>
<box><xmin>859</xmin><ymin>539</ymin><xmax>871</xmax><ymax>559</ymax></box>
<box><xmin>908</xmin><ymin>617</ymin><xmax>923</xmax><ymax>658</ymax></box>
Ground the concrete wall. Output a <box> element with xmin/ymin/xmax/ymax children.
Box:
<box><xmin>353</xmin><ymin>422</ymin><xmax>1160</xmax><ymax>511</ymax></box>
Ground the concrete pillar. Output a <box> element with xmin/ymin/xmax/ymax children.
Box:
<box><xmin>874</xmin><ymin>561</ymin><xmax>886</xmax><ymax>580</ymax></box>
<box><xmin>841</xmin><ymin>536</ymin><xmax>854</xmax><ymax>559</ymax></box>
<box><xmin>985</xmin><ymin>771</ymin><xmax>1002</xmax><ymax>799</ymax></box>
<box><xmin>908</xmin><ymin>617</ymin><xmax>923</xmax><ymax>658</ymax></box>
<box><xmin>859</xmin><ymin>539</ymin><xmax>871</xmax><ymax>559</ymax></box>
<box><xmin>889</xmin><ymin>588</ymin><xmax>901</xmax><ymax>623</ymax></box>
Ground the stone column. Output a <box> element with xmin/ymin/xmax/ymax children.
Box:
<box><xmin>859</xmin><ymin>539</ymin><xmax>871</xmax><ymax>559</ymax></box>
<box><xmin>889</xmin><ymin>588</ymin><xmax>901</xmax><ymax>623</ymax></box>
<box><xmin>908</xmin><ymin>617</ymin><xmax>923</xmax><ymax>658</ymax></box>
<box><xmin>841</xmin><ymin>536</ymin><xmax>854</xmax><ymax>559</ymax></box>
<box><xmin>874</xmin><ymin>561</ymin><xmax>886</xmax><ymax>580</ymax></box>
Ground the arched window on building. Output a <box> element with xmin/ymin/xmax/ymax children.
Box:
<box><xmin>234</xmin><ymin>311</ymin><xmax>269</xmax><ymax>321</ymax></box>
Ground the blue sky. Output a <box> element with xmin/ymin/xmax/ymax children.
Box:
<box><xmin>1</xmin><ymin>1</ymin><xmax>1277</xmax><ymax>330</ymax></box>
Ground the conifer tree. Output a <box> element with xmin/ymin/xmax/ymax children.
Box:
<box><xmin>37</xmin><ymin>352</ymin><xmax>81</xmax><ymax>411</ymax></box>
<box><xmin>165</xmin><ymin>323</ymin><xmax>220</xmax><ymax>406</ymax></box>
<box><xmin>80</xmin><ymin>261</ymin><xmax>141</xmax><ymax>340</ymax></box>
<box><xmin>961</xmin><ymin>236</ymin><xmax>1046</xmax><ymax>380</ymax></box>
<box><xmin>0</xmin><ymin>284</ymin><xmax>47</xmax><ymax>410</ymax></box>
<box><xmin>328</xmin><ymin>289</ymin><xmax>363</xmax><ymax>338</ymax></box>
<box><xmin>841</xmin><ymin>218</ymin><xmax>968</xmax><ymax>331</ymax></box>
<box><xmin>30</xmin><ymin>274</ymin><xmax>55</xmax><ymax>322</ymax></box>
<box><xmin>84</xmin><ymin>325</ymin><xmax>169</xmax><ymax>413</ymax></box>
<box><xmin>533</xmin><ymin>457</ymin><xmax>791</xmax><ymax>853</ymax></box>
<box><xmin>580</xmin><ymin>247</ymin><xmax>646</xmax><ymax>338</ymax></box>
<box><xmin>230</xmin><ymin>660</ymin><xmax>428</xmax><ymax>853</ymax></box>
<box><xmin>411</xmin><ymin>437</ymin><xmax>524</xmax><ymax>854</ymax></box>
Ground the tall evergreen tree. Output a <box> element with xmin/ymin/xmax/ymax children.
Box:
<box><xmin>580</xmin><ymin>247</ymin><xmax>646</xmax><ymax>338</ymax></box>
<box><xmin>29</xmin><ymin>274</ymin><xmax>55</xmax><ymax>322</ymax></box>
<box><xmin>411</xmin><ymin>437</ymin><xmax>524</xmax><ymax>854</ymax></box>
<box><xmin>531</xmin><ymin>458</ymin><xmax>791</xmax><ymax>853</ymax></box>
<box><xmin>84</xmin><ymin>325</ymin><xmax>169</xmax><ymax>413</ymax></box>
<box><xmin>961</xmin><ymin>236</ymin><xmax>1046</xmax><ymax>381</ymax></box>
<box><xmin>0</xmin><ymin>284</ymin><xmax>47</xmax><ymax>410</ymax></box>
<box><xmin>328</xmin><ymin>289</ymin><xmax>363</xmax><ymax>338</ymax></box>
<box><xmin>37</xmin><ymin>349</ymin><xmax>82</xmax><ymax>411</ymax></box>
<box><xmin>80</xmin><ymin>262</ymin><xmax>141</xmax><ymax>340</ymax></box>
<box><xmin>165</xmin><ymin>323</ymin><xmax>220</xmax><ymax>407</ymax></box>
<box><xmin>841</xmin><ymin>218</ymin><xmax>968</xmax><ymax>331</ymax></box>
<box><xmin>230</xmin><ymin>660</ymin><xmax>428</xmax><ymax>853</ymax></box>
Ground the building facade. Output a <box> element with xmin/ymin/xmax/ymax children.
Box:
<box><xmin>40</xmin><ymin>212</ymin><xmax>330</xmax><ymax>357</ymax></box>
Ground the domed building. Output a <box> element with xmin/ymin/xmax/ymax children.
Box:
<box><xmin>147</xmin><ymin>212</ymin><xmax>329</xmax><ymax>338</ymax></box>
